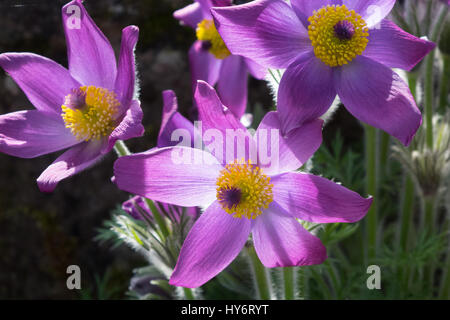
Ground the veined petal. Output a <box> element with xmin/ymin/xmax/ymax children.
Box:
<box><xmin>212</xmin><ymin>0</ymin><xmax>310</xmax><ymax>69</ymax></box>
<box><xmin>272</xmin><ymin>172</ymin><xmax>372</xmax><ymax>223</ymax></box>
<box><xmin>196</xmin><ymin>81</ymin><xmax>246</xmax><ymax>132</ymax></box>
<box><xmin>363</xmin><ymin>20</ymin><xmax>435</xmax><ymax>71</ymax></box>
<box><xmin>37</xmin><ymin>139</ymin><xmax>105</xmax><ymax>192</ymax></box>
<box><xmin>245</xmin><ymin>58</ymin><xmax>267</xmax><ymax>80</ymax></box>
<box><xmin>169</xmin><ymin>201</ymin><xmax>251</xmax><ymax>288</ymax></box>
<box><xmin>343</xmin><ymin>0</ymin><xmax>395</xmax><ymax>28</ymax></box>
<box><xmin>174</xmin><ymin>2</ymin><xmax>205</xmax><ymax>29</ymax></box>
<box><xmin>62</xmin><ymin>0</ymin><xmax>117</xmax><ymax>88</ymax></box>
<box><xmin>114</xmin><ymin>147</ymin><xmax>223</xmax><ymax>207</ymax></box>
<box><xmin>252</xmin><ymin>203</ymin><xmax>327</xmax><ymax>267</ymax></box>
<box><xmin>217</xmin><ymin>55</ymin><xmax>248</xmax><ymax>118</ymax></box>
<box><xmin>277</xmin><ymin>52</ymin><xmax>336</xmax><ymax>135</ymax></box>
<box><xmin>195</xmin><ymin>81</ymin><xmax>256</xmax><ymax>164</ymax></box>
<box><xmin>0</xmin><ymin>110</ymin><xmax>79</xmax><ymax>158</ymax></box>
<box><xmin>189</xmin><ymin>41</ymin><xmax>222</xmax><ymax>89</ymax></box>
<box><xmin>291</xmin><ymin>0</ymin><xmax>342</xmax><ymax>27</ymax></box>
<box><xmin>114</xmin><ymin>25</ymin><xmax>139</xmax><ymax>116</ymax></box>
<box><xmin>158</xmin><ymin>90</ymin><xmax>195</xmax><ymax>148</ymax></box>
<box><xmin>0</xmin><ymin>53</ymin><xmax>81</xmax><ymax>115</ymax></box>
<box><xmin>256</xmin><ymin>112</ymin><xmax>323</xmax><ymax>175</ymax></box>
<box><xmin>107</xmin><ymin>100</ymin><xmax>144</xmax><ymax>152</ymax></box>
<box><xmin>335</xmin><ymin>56</ymin><xmax>422</xmax><ymax>146</ymax></box>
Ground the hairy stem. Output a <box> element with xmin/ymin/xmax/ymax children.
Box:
<box><xmin>247</xmin><ymin>245</ymin><xmax>272</xmax><ymax>300</ymax></box>
<box><xmin>283</xmin><ymin>267</ymin><xmax>295</xmax><ymax>300</ymax></box>
<box><xmin>365</xmin><ymin>125</ymin><xmax>378</xmax><ymax>262</ymax></box>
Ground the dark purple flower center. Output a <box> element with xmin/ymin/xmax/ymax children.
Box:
<box><xmin>64</xmin><ymin>88</ymin><xmax>87</xmax><ymax>110</ymax></box>
<box><xmin>217</xmin><ymin>186</ymin><xmax>242</xmax><ymax>210</ymax></box>
<box><xmin>334</xmin><ymin>20</ymin><xmax>355</xmax><ymax>40</ymax></box>
<box><xmin>200</xmin><ymin>40</ymin><xmax>212</xmax><ymax>51</ymax></box>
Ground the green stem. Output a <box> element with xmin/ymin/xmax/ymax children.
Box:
<box><xmin>283</xmin><ymin>267</ymin><xmax>295</xmax><ymax>300</ymax></box>
<box><xmin>408</xmin><ymin>72</ymin><xmax>418</xmax><ymax>100</ymax></box>
<box><xmin>424</xmin><ymin>52</ymin><xmax>435</xmax><ymax>149</ymax></box>
<box><xmin>423</xmin><ymin>196</ymin><xmax>436</xmax><ymax>232</ymax></box>
<box><xmin>424</xmin><ymin>7</ymin><xmax>449</xmax><ymax>149</ymax></box>
<box><xmin>364</xmin><ymin>125</ymin><xmax>378</xmax><ymax>262</ymax></box>
<box><xmin>114</xmin><ymin>140</ymin><xmax>131</xmax><ymax>157</ymax></box>
<box><xmin>423</xmin><ymin>195</ymin><xmax>437</xmax><ymax>297</ymax></box>
<box><xmin>247</xmin><ymin>245</ymin><xmax>272</xmax><ymax>300</ymax></box>
<box><xmin>379</xmin><ymin>132</ymin><xmax>390</xmax><ymax>174</ymax></box>
<box><xmin>398</xmin><ymin>176</ymin><xmax>415</xmax><ymax>251</ymax></box>
<box><xmin>182</xmin><ymin>287</ymin><xmax>195</xmax><ymax>300</ymax></box>
<box><xmin>438</xmin><ymin>55</ymin><xmax>450</xmax><ymax>113</ymax></box>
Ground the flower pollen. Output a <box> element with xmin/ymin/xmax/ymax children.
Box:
<box><xmin>61</xmin><ymin>86</ymin><xmax>120</xmax><ymax>141</ymax></box>
<box><xmin>308</xmin><ymin>5</ymin><xmax>369</xmax><ymax>67</ymax></box>
<box><xmin>216</xmin><ymin>159</ymin><xmax>273</xmax><ymax>219</ymax></box>
<box><xmin>196</xmin><ymin>19</ymin><xmax>231</xmax><ymax>60</ymax></box>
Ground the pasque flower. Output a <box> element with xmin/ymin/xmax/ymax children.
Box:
<box><xmin>211</xmin><ymin>0</ymin><xmax>436</xmax><ymax>145</ymax></box>
<box><xmin>174</xmin><ymin>0</ymin><xmax>266</xmax><ymax>117</ymax></box>
<box><xmin>0</xmin><ymin>0</ymin><xmax>143</xmax><ymax>192</ymax></box>
<box><xmin>114</xmin><ymin>80</ymin><xmax>372</xmax><ymax>288</ymax></box>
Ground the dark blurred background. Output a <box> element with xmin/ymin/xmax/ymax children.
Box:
<box><xmin>0</xmin><ymin>0</ymin><xmax>361</xmax><ymax>299</ymax></box>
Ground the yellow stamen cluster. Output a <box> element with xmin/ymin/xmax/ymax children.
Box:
<box><xmin>196</xmin><ymin>19</ymin><xmax>231</xmax><ymax>60</ymax></box>
<box><xmin>308</xmin><ymin>5</ymin><xmax>369</xmax><ymax>67</ymax></box>
<box><xmin>61</xmin><ymin>86</ymin><xmax>120</xmax><ymax>141</ymax></box>
<box><xmin>216</xmin><ymin>159</ymin><xmax>273</xmax><ymax>219</ymax></box>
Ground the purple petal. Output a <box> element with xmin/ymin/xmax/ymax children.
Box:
<box><xmin>291</xmin><ymin>0</ymin><xmax>342</xmax><ymax>27</ymax></box>
<box><xmin>169</xmin><ymin>201</ymin><xmax>251</xmax><ymax>288</ymax></box>
<box><xmin>189</xmin><ymin>41</ymin><xmax>222</xmax><ymax>89</ymax></box>
<box><xmin>335</xmin><ymin>56</ymin><xmax>422</xmax><ymax>146</ymax></box>
<box><xmin>62</xmin><ymin>0</ymin><xmax>117</xmax><ymax>88</ymax></box>
<box><xmin>277</xmin><ymin>52</ymin><xmax>336</xmax><ymax>134</ymax></box>
<box><xmin>114</xmin><ymin>147</ymin><xmax>223</xmax><ymax>207</ymax></box>
<box><xmin>245</xmin><ymin>58</ymin><xmax>267</xmax><ymax>80</ymax></box>
<box><xmin>217</xmin><ymin>55</ymin><xmax>248</xmax><ymax>118</ymax></box>
<box><xmin>174</xmin><ymin>2</ymin><xmax>205</xmax><ymax>29</ymax></box>
<box><xmin>0</xmin><ymin>53</ymin><xmax>81</xmax><ymax>115</ymax></box>
<box><xmin>343</xmin><ymin>0</ymin><xmax>395</xmax><ymax>28</ymax></box>
<box><xmin>256</xmin><ymin>112</ymin><xmax>323</xmax><ymax>175</ymax></box>
<box><xmin>122</xmin><ymin>196</ymin><xmax>148</xmax><ymax>220</ymax></box>
<box><xmin>114</xmin><ymin>26</ymin><xmax>139</xmax><ymax>115</ymax></box>
<box><xmin>195</xmin><ymin>81</ymin><xmax>256</xmax><ymax>164</ymax></box>
<box><xmin>0</xmin><ymin>110</ymin><xmax>79</xmax><ymax>158</ymax></box>
<box><xmin>195</xmin><ymin>80</ymin><xmax>247</xmax><ymax>133</ymax></box>
<box><xmin>252</xmin><ymin>203</ymin><xmax>327</xmax><ymax>267</ymax></box>
<box><xmin>37</xmin><ymin>140</ymin><xmax>105</xmax><ymax>192</ymax></box>
<box><xmin>272</xmin><ymin>172</ymin><xmax>373</xmax><ymax>223</ymax></box>
<box><xmin>107</xmin><ymin>100</ymin><xmax>144</xmax><ymax>152</ymax></box>
<box><xmin>212</xmin><ymin>0</ymin><xmax>310</xmax><ymax>69</ymax></box>
<box><xmin>210</xmin><ymin>0</ymin><xmax>233</xmax><ymax>6</ymax></box>
<box><xmin>363</xmin><ymin>20</ymin><xmax>435</xmax><ymax>71</ymax></box>
<box><xmin>157</xmin><ymin>90</ymin><xmax>195</xmax><ymax>148</ymax></box>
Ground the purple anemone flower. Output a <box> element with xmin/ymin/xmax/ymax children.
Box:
<box><xmin>114</xmin><ymin>80</ymin><xmax>372</xmax><ymax>288</ymax></box>
<box><xmin>174</xmin><ymin>0</ymin><xmax>267</xmax><ymax>117</ymax></box>
<box><xmin>211</xmin><ymin>0</ymin><xmax>436</xmax><ymax>145</ymax></box>
<box><xmin>0</xmin><ymin>0</ymin><xmax>144</xmax><ymax>192</ymax></box>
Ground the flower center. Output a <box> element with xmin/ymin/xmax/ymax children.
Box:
<box><xmin>61</xmin><ymin>86</ymin><xmax>120</xmax><ymax>141</ymax></box>
<box><xmin>308</xmin><ymin>5</ymin><xmax>369</xmax><ymax>67</ymax></box>
<box><xmin>216</xmin><ymin>159</ymin><xmax>273</xmax><ymax>219</ymax></box>
<box><xmin>196</xmin><ymin>19</ymin><xmax>231</xmax><ymax>60</ymax></box>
